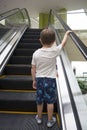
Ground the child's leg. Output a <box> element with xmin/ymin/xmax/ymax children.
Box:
<box><xmin>47</xmin><ymin>103</ymin><xmax>56</xmax><ymax>127</ymax></box>
<box><xmin>35</xmin><ymin>104</ymin><xmax>43</xmax><ymax>124</ymax></box>
<box><xmin>37</xmin><ymin>104</ymin><xmax>43</xmax><ymax>118</ymax></box>
<box><xmin>47</xmin><ymin>103</ymin><xmax>54</xmax><ymax>121</ymax></box>
<box><xmin>36</xmin><ymin>78</ymin><xmax>44</xmax><ymax>118</ymax></box>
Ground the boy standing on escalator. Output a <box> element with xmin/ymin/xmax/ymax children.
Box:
<box><xmin>31</xmin><ymin>28</ymin><xmax>71</xmax><ymax>127</ymax></box>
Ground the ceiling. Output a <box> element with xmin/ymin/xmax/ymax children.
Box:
<box><xmin>0</xmin><ymin>0</ymin><xmax>87</xmax><ymax>18</ymax></box>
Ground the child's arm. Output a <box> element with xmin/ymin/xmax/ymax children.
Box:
<box><xmin>61</xmin><ymin>30</ymin><xmax>72</xmax><ymax>47</ymax></box>
<box><xmin>31</xmin><ymin>65</ymin><xmax>36</xmax><ymax>89</ymax></box>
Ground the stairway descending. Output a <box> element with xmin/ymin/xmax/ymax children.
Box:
<box><xmin>0</xmin><ymin>28</ymin><xmax>59</xmax><ymax>130</ymax></box>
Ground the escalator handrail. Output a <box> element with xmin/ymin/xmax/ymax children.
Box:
<box><xmin>21</xmin><ymin>8</ymin><xmax>31</xmax><ymax>27</ymax></box>
<box><xmin>49</xmin><ymin>9</ymin><xmax>87</xmax><ymax>60</ymax></box>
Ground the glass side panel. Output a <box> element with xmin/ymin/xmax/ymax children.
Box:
<box><xmin>0</xmin><ymin>8</ymin><xmax>30</xmax><ymax>52</ymax></box>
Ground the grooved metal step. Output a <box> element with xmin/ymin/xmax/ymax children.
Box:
<box><xmin>0</xmin><ymin>91</ymin><xmax>58</xmax><ymax>112</ymax></box>
<box><xmin>9</xmin><ymin>56</ymin><xmax>32</xmax><ymax>64</ymax></box>
<box><xmin>0</xmin><ymin>91</ymin><xmax>36</xmax><ymax>112</ymax></box>
<box><xmin>14</xmin><ymin>49</ymin><xmax>35</xmax><ymax>56</ymax></box>
<box><xmin>17</xmin><ymin>42</ymin><xmax>41</xmax><ymax>49</ymax></box>
<box><xmin>0</xmin><ymin>113</ymin><xmax>59</xmax><ymax>130</ymax></box>
<box><xmin>4</xmin><ymin>64</ymin><xmax>31</xmax><ymax>75</ymax></box>
<box><xmin>0</xmin><ymin>75</ymin><xmax>33</xmax><ymax>90</ymax></box>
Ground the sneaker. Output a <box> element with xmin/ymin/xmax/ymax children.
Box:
<box><xmin>47</xmin><ymin>117</ymin><xmax>56</xmax><ymax>128</ymax></box>
<box><xmin>35</xmin><ymin>115</ymin><xmax>42</xmax><ymax>124</ymax></box>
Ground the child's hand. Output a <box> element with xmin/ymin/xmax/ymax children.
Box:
<box><xmin>66</xmin><ymin>30</ymin><xmax>72</xmax><ymax>35</ymax></box>
<box><xmin>61</xmin><ymin>30</ymin><xmax>72</xmax><ymax>47</ymax></box>
<box><xmin>32</xmin><ymin>81</ymin><xmax>37</xmax><ymax>89</ymax></box>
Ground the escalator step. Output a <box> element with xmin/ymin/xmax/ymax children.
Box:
<box><xmin>13</xmin><ymin>49</ymin><xmax>35</xmax><ymax>56</ymax></box>
<box><xmin>0</xmin><ymin>91</ymin><xmax>57</xmax><ymax>112</ymax></box>
<box><xmin>0</xmin><ymin>91</ymin><xmax>36</xmax><ymax>112</ymax></box>
<box><xmin>25</xmin><ymin>28</ymin><xmax>42</xmax><ymax>33</ymax></box>
<box><xmin>0</xmin><ymin>75</ymin><xmax>33</xmax><ymax>90</ymax></box>
<box><xmin>22</xmin><ymin>35</ymin><xmax>40</xmax><ymax>39</ymax></box>
<box><xmin>4</xmin><ymin>64</ymin><xmax>31</xmax><ymax>75</ymax></box>
<box><xmin>0</xmin><ymin>113</ymin><xmax>59</xmax><ymax>130</ymax></box>
<box><xmin>20</xmin><ymin>39</ymin><xmax>40</xmax><ymax>43</ymax></box>
<box><xmin>17</xmin><ymin>43</ymin><xmax>41</xmax><ymax>49</ymax></box>
<box><xmin>24</xmin><ymin>31</ymin><xmax>40</xmax><ymax>35</ymax></box>
<box><xmin>9</xmin><ymin>56</ymin><xmax>32</xmax><ymax>64</ymax></box>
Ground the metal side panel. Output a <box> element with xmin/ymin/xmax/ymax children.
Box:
<box><xmin>0</xmin><ymin>25</ymin><xmax>27</xmax><ymax>74</ymax></box>
<box><xmin>56</xmin><ymin>56</ymin><xmax>77</xmax><ymax>130</ymax></box>
<box><xmin>56</xmin><ymin>50</ymin><xmax>87</xmax><ymax>130</ymax></box>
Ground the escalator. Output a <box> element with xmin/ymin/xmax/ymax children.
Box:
<box><xmin>0</xmin><ymin>28</ymin><xmax>61</xmax><ymax>130</ymax></box>
<box><xmin>0</xmin><ymin>8</ymin><xmax>87</xmax><ymax>130</ymax></box>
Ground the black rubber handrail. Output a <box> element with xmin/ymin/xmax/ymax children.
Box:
<box><xmin>21</xmin><ymin>8</ymin><xmax>31</xmax><ymax>27</ymax></box>
<box><xmin>49</xmin><ymin>9</ymin><xmax>87</xmax><ymax>60</ymax></box>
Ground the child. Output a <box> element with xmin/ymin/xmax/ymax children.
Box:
<box><xmin>31</xmin><ymin>28</ymin><xmax>72</xmax><ymax>127</ymax></box>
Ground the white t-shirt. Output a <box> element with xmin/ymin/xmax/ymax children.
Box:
<box><xmin>31</xmin><ymin>44</ymin><xmax>62</xmax><ymax>78</ymax></box>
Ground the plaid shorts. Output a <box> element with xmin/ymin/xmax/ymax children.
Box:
<box><xmin>36</xmin><ymin>77</ymin><xmax>57</xmax><ymax>104</ymax></box>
